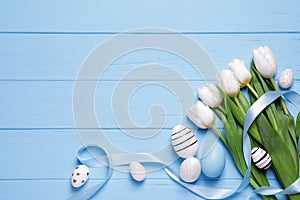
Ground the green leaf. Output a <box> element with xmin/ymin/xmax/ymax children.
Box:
<box><xmin>237</xmin><ymin>123</ymin><xmax>271</xmax><ymax>188</ymax></box>
<box><xmin>222</xmin><ymin>90</ymin><xmax>263</xmax><ymax>145</ymax></box>
<box><xmin>255</xmin><ymin>112</ymin><xmax>299</xmax><ymax>188</ymax></box>
<box><xmin>238</xmin><ymin>92</ymin><xmax>263</xmax><ymax>145</ymax></box>
<box><xmin>238</xmin><ymin>91</ymin><xmax>250</xmax><ymax>111</ymax></box>
<box><xmin>223</xmin><ymin>95</ymin><xmax>244</xmax><ymax>171</ymax></box>
<box><xmin>227</xmin><ymin>95</ymin><xmax>245</xmax><ymax>126</ymax></box>
<box><xmin>250</xmin><ymin>65</ymin><xmax>265</xmax><ymax>97</ymax></box>
<box><xmin>251</xmin><ymin>61</ymin><xmax>300</xmax><ymax>200</ymax></box>
<box><xmin>296</xmin><ymin>112</ymin><xmax>300</xmax><ymax>138</ymax></box>
<box><xmin>221</xmin><ymin>87</ymin><xmax>274</xmax><ymax>199</ymax></box>
<box><xmin>251</xmin><ymin>65</ymin><xmax>279</xmax><ymax>130</ymax></box>
<box><xmin>233</xmin><ymin>101</ymin><xmax>274</xmax><ymax>199</ymax></box>
<box><xmin>287</xmin><ymin>115</ymin><xmax>298</xmax><ymax>151</ymax></box>
<box><xmin>280</xmin><ymin>115</ymin><xmax>299</xmax><ymax>173</ymax></box>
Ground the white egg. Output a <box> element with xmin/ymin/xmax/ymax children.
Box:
<box><xmin>179</xmin><ymin>157</ymin><xmax>201</xmax><ymax>183</ymax></box>
<box><xmin>130</xmin><ymin>161</ymin><xmax>146</xmax><ymax>181</ymax></box>
<box><xmin>71</xmin><ymin>165</ymin><xmax>90</xmax><ymax>188</ymax></box>
<box><xmin>251</xmin><ymin>147</ymin><xmax>272</xmax><ymax>170</ymax></box>
<box><xmin>171</xmin><ymin>125</ymin><xmax>199</xmax><ymax>158</ymax></box>
<box><xmin>278</xmin><ymin>68</ymin><xmax>294</xmax><ymax>89</ymax></box>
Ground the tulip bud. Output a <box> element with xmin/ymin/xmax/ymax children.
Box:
<box><xmin>198</xmin><ymin>83</ymin><xmax>223</xmax><ymax>108</ymax></box>
<box><xmin>253</xmin><ymin>46</ymin><xmax>277</xmax><ymax>78</ymax></box>
<box><xmin>216</xmin><ymin>69</ymin><xmax>240</xmax><ymax>98</ymax></box>
<box><xmin>228</xmin><ymin>59</ymin><xmax>252</xmax><ymax>87</ymax></box>
<box><xmin>186</xmin><ymin>101</ymin><xmax>215</xmax><ymax>129</ymax></box>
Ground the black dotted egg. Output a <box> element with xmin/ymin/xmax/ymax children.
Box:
<box><xmin>251</xmin><ymin>147</ymin><xmax>272</xmax><ymax>170</ymax></box>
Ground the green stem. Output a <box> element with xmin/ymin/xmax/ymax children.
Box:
<box><xmin>211</xmin><ymin>125</ymin><xmax>228</xmax><ymax>148</ymax></box>
<box><xmin>247</xmin><ymin>83</ymin><xmax>259</xmax><ymax>99</ymax></box>
<box><xmin>250</xmin><ymin>178</ymin><xmax>260</xmax><ymax>189</ymax></box>
<box><xmin>214</xmin><ymin>108</ymin><xmax>226</xmax><ymax>123</ymax></box>
<box><xmin>234</xmin><ymin>96</ymin><xmax>246</xmax><ymax>115</ymax></box>
<box><xmin>217</xmin><ymin>105</ymin><xmax>226</xmax><ymax>115</ymax></box>
<box><xmin>270</xmin><ymin>78</ymin><xmax>289</xmax><ymax>115</ymax></box>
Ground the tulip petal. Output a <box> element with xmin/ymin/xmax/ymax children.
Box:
<box><xmin>198</xmin><ymin>83</ymin><xmax>223</xmax><ymax>108</ymax></box>
<box><xmin>216</xmin><ymin>69</ymin><xmax>240</xmax><ymax>98</ymax></box>
<box><xmin>253</xmin><ymin>46</ymin><xmax>277</xmax><ymax>78</ymax></box>
<box><xmin>186</xmin><ymin>101</ymin><xmax>215</xmax><ymax>129</ymax></box>
<box><xmin>228</xmin><ymin>59</ymin><xmax>252</xmax><ymax>87</ymax></box>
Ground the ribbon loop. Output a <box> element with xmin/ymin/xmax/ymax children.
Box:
<box><xmin>68</xmin><ymin>145</ymin><xmax>113</xmax><ymax>200</ymax></box>
<box><xmin>243</xmin><ymin>91</ymin><xmax>300</xmax><ymax>197</ymax></box>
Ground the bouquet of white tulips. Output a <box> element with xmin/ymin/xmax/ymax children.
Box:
<box><xmin>187</xmin><ymin>46</ymin><xmax>300</xmax><ymax>200</ymax></box>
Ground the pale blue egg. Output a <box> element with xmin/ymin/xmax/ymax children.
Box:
<box><xmin>200</xmin><ymin>142</ymin><xmax>226</xmax><ymax>178</ymax></box>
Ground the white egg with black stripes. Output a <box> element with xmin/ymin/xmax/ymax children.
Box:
<box><xmin>251</xmin><ymin>147</ymin><xmax>272</xmax><ymax>170</ymax></box>
<box><xmin>171</xmin><ymin>125</ymin><xmax>199</xmax><ymax>158</ymax></box>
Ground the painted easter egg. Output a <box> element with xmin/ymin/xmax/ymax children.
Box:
<box><xmin>171</xmin><ymin>125</ymin><xmax>199</xmax><ymax>158</ymax></box>
<box><xmin>179</xmin><ymin>157</ymin><xmax>201</xmax><ymax>183</ymax></box>
<box><xmin>200</xmin><ymin>142</ymin><xmax>226</xmax><ymax>178</ymax></box>
<box><xmin>251</xmin><ymin>147</ymin><xmax>272</xmax><ymax>170</ymax></box>
<box><xmin>130</xmin><ymin>161</ymin><xmax>146</xmax><ymax>181</ymax></box>
<box><xmin>71</xmin><ymin>165</ymin><xmax>90</xmax><ymax>188</ymax></box>
<box><xmin>278</xmin><ymin>68</ymin><xmax>294</xmax><ymax>89</ymax></box>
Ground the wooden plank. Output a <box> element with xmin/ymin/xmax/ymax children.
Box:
<box><xmin>0</xmin><ymin>34</ymin><xmax>299</xmax><ymax>81</ymax></box>
<box><xmin>0</xmin><ymin>0</ymin><xmax>299</xmax><ymax>32</ymax></box>
<box><xmin>0</xmin><ymin>81</ymin><xmax>299</xmax><ymax>129</ymax></box>
<box><xmin>0</xmin><ymin>130</ymin><xmax>284</xmax><ymax>199</ymax></box>
<box><xmin>0</xmin><ymin>130</ymin><xmax>238</xmax><ymax>179</ymax></box>
<box><xmin>1</xmin><ymin>0</ymin><xmax>299</xmax><ymax>199</ymax></box>
<box><xmin>0</xmin><ymin>130</ymin><xmax>281</xmax><ymax>180</ymax></box>
<box><xmin>0</xmin><ymin>179</ymin><xmax>282</xmax><ymax>200</ymax></box>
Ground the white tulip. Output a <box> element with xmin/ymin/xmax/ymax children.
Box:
<box><xmin>216</xmin><ymin>69</ymin><xmax>240</xmax><ymax>98</ymax></box>
<box><xmin>186</xmin><ymin>101</ymin><xmax>215</xmax><ymax>129</ymax></box>
<box><xmin>253</xmin><ymin>46</ymin><xmax>277</xmax><ymax>78</ymax></box>
<box><xmin>198</xmin><ymin>83</ymin><xmax>223</xmax><ymax>108</ymax></box>
<box><xmin>228</xmin><ymin>59</ymin><xmax>252</xmax><ymax>87</ymax></box>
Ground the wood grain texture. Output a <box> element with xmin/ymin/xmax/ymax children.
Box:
<box><xmin>0</xmin><ymin>34</ymin><xmax>299</xmax><ymax>80</ymax></box>
<box><xmin>0</xmin><ymin>131</ymin><xmax>283</xmax><ymax>199</ymax></box>
<box><xmin>0</xmin><ymin>0</ymin><xmax>299</xmax><ymax>32</ymax></box>
<box><xmin>1</xmin><ymin>179</ymin><xmax>281</xmax><ymax>200</ymax></box>
<box><xmin>0</xmin><ymin>80</ymin><xmax>299</xmax><ymax>129</ymax></box>
<box><xmin>0</xmin><ymin>0</ymin><xmax>299</xmax><ymax>199</ymax></box>
<box><xmin>0</xmin><ymin>130</ymin><xmax>241</xmax><ymax>179</ymax></box>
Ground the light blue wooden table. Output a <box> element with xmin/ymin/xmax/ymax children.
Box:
<box><xmin>0</xmin><ymin>0</ymin><xmax>299</xmax><ymax>199</ymax></box>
